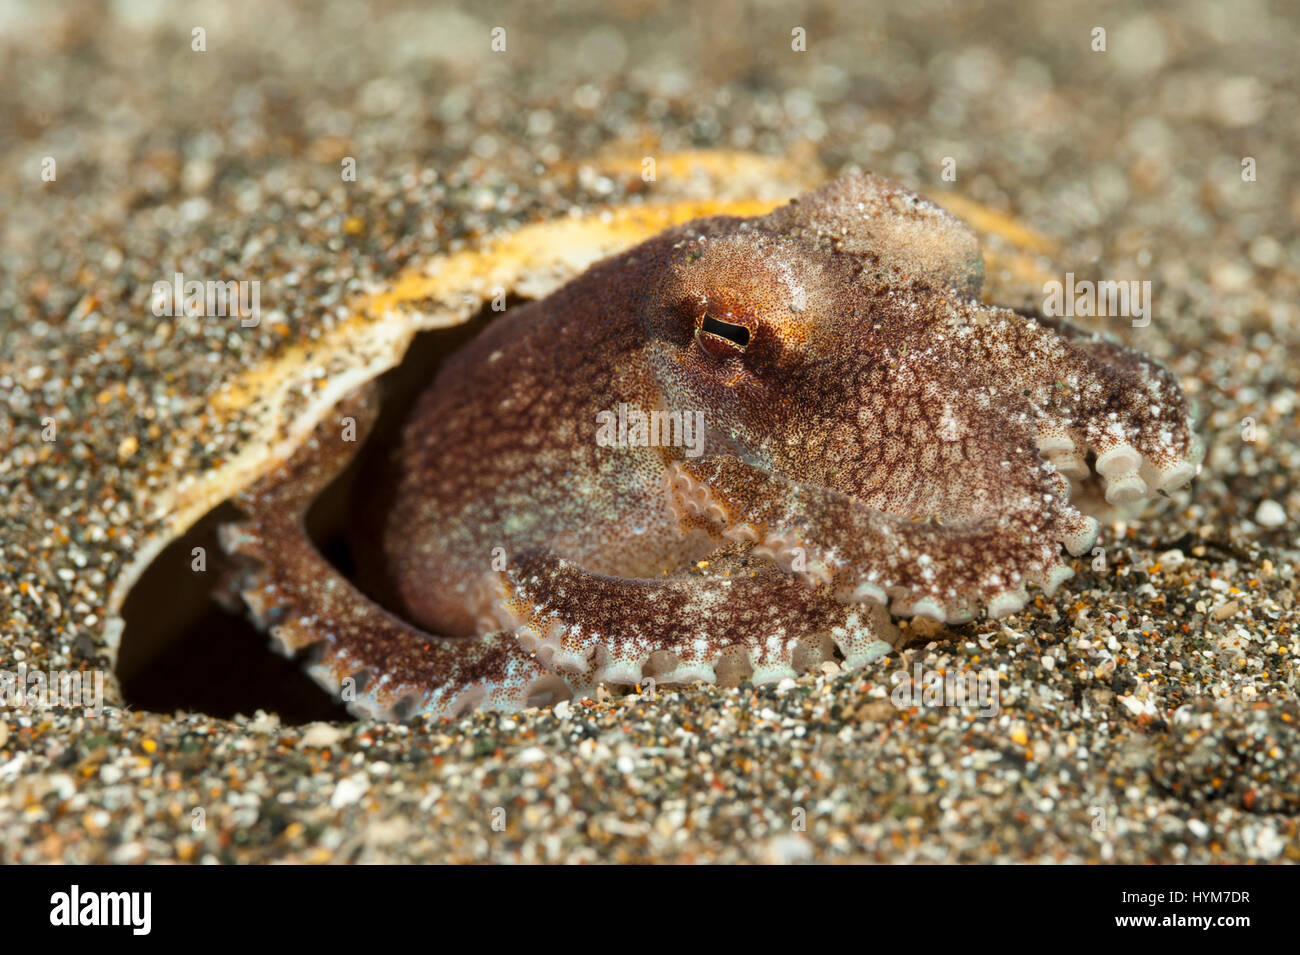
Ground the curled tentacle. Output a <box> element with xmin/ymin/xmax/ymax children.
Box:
<box><xmin>668</xmin><ymin>453</ymin><xmax>1094</xmax><ymax>623</ymax></box>
<box><xmin>498</xmin><ymin>548</ymin><xmax>900</xmax><ymax>685</ymax></box>
<box><xmin>221</xmin><ymin>385</ymin><xmax>570</xmax><ymax>720</ymax></box>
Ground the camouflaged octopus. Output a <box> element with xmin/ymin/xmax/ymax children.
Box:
<box><xmin>222</xmin><ymin>171</ymin><xmax>1202</xmax><ymax>720</ymax></box>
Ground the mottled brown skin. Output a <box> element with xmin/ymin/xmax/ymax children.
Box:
<box><xmin>225</xmin><ymin>172</ymin><xmax>1202</xmax><ymax>719</ymax></box>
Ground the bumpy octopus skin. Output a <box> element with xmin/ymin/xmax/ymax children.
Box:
<box><xmin>222</xmin><ymin>172</ymin><xmax>1203</xmax><ymax>720</ymax></box>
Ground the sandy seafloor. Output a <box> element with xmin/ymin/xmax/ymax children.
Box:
<box><xmin>0</xmin><ymin>0</ymin><xmax>1297</xmax><ymax>863</ymax></box>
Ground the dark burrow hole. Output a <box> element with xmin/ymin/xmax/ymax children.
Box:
<box><xmin>118</xmin><ymin>302</ymin><xmax>516</xmax><ymax>723</ymax></box>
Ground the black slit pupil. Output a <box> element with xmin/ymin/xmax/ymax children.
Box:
<box><xmin>701</xmin><ymin>314</ymin><xmax>750</xmax><ymax>348</ymax></box>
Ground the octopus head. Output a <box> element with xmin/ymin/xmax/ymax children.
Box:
<box><xmin>644</xmin><ymin>171</ymin><xmax>985</xmax><ymax>491</ymax></box>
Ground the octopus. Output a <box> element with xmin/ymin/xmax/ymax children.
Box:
<box><xmin>221</xmin><ymin>171</ymin><xmax>1202</xmax><ymax>720</ymax></box>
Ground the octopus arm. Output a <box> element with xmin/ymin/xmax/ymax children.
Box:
<box><xmin>221</xmin><ymin>385</ymin><xmax>570</xmax><ymax>719</ymax></box>
<box><xmin>666</xmin><ymin>454</ymin><xmax>1098</xmax><ymax>624</ymax></box>
<box><xmin>498</xmin><ymin>548</ymin><xmax>901</xmax><ymax>689</ymax></box>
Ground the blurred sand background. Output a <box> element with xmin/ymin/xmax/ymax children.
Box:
<box><xmin>0</xmin><ymin>0</ymin><xmax>1296</xmax><ymax>862</ymax></box>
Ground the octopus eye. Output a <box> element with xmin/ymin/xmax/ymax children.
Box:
<box><xmin>698</xmin><ymin>313</ymin><xmax>750</xmax><ymax>352</ymax></box>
